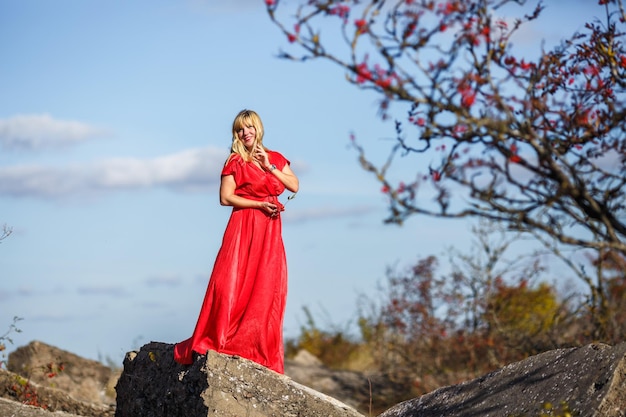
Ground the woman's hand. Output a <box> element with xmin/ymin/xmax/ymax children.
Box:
<box><xmin>261</xmin><ymin>201</ymin><xmax>281</xmax><ymax>217</ymax></box>
<box><xmin>253</xmin><ymin>144</ymin><xmax>271</xmax><ymax>170</ymax></box>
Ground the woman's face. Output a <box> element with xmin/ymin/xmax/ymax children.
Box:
<box><xmin>237</xmin><ymin>124</ymin><xmax>257</xmax><ymax>150</ymax></box>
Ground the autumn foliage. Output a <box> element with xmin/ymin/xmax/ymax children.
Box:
<box><xmin>286</xmin><ymin>224</ymin><xmax>626</xmax><ymax>412</ymax></box>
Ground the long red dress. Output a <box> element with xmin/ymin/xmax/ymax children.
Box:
<box><xmin>174</xmin><ymin>151</ymin><xmax>290</xmax><ymax>373</ymax></box>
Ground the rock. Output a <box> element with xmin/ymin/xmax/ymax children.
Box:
<box><xmin>5</xmin><ymin>340</ymin><xmax>626</xmax><ymax>417</ymax></box>
<box><xmin>285</xmin><ymin>350</ymin><xmax>411</xmax><ymax>415</ymax></box>
<box><xmin>0</xmin><ymin>367</ymin><xmax>114</xmax><ymax>417</ymax></box>
<box><xmin>115</xmin><ymin>342</ymin><xmax>365</xmax><ymax>417</ymax></box>
<box><xmin>290</xmin><ymin>349</ymin><xmax>323</xmax><ymax>367</ymax></box>
<box><xmin>379</xmin><ymin>342</ymin><xmax>626</xmax><ymax>417</ymax></box>
<box><xmin>8</xmin><ymin>340</ymin><xmax>116</xmax><ymax>405</ymax></box>
<box><xmin>0</xmin><ymin>397</ymin><xmax>84</xmax><ymax>417</ymax></box>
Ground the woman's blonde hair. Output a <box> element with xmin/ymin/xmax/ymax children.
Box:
<box><xmin>230</xmin><ymin>109</ymin><xmax>265</xmax><ymax>162</ymax></box>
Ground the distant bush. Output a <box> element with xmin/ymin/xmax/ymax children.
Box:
<box><xmin>285</xmin><ymin>307</ymin><xmax>363</xmax><ymax>370</ymax></box>
<box><xmin>287</xmin><ymin>224</ymin><xmax>626</xmax><ymax>406</ymax></box>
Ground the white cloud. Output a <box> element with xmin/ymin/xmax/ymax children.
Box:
<box><xmin>0</xmin><ymin>146</ymin><xmax>228</xmax><ymax>199</ymax></box>
<box><xmin>77</xmin><ymin>285</ymin><xmax>129</xmax><ymax>297</ymax></box>
<box><xmin>187</xmin><ymin>0</ymin><xmax>262</xmax><ymax>14</ymax></box>
<box><xmin>283</xmin><ymin>204</ymin><xmax>377</xmax><ymax>223</ymax></box>
<box><xmin>0</xmin><ymin>114</ymin><xmax>106</xmax><ymax>151</ymax></box>
<box><xmin>27</xmin><ymin>313</ymin><xmax>84</xmax><ymax>323</ymax></box>
<box><xmin>144</xmin><ymin>274</ymin><xmax>184</xmax><ymax>288</ymax></box>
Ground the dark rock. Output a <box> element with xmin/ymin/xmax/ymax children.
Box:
<box><xmin>115</xmin><ymin>341</ymin><xmax>364</xmax><ymax>417</ymax></box>
<box><xmin>379</xmin><ymin>342</ymin><xmax>626</xmax><ymax>417</ymax></box>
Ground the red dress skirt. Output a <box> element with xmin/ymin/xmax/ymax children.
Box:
<box><xmin>174</xmin><ymin>151</ymin><xmax>289</xmax><ymax>373</ymax></box>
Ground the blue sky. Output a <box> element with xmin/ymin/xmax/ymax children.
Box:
<box><xmin>1</xmin><ymin>0</ymin><xmax>597</xmax><ymax>363</ymax></box>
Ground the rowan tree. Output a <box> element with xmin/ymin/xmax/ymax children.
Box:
<box><xmin>266</xmin><ymin>0</ymin><xmax>626</xmax><ymax>337</ymax></box>
<box><xmin>266</xmin><ymin>0</ymin><xmax>625</xmax><ymax>250</ymax></box>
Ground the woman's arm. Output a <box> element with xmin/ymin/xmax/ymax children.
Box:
<box><xmin>273</xmin><ymin>164</ymin><xmax>299</xmax><ymax>193</ymax></box>
<box><xmin>254</xmin><ymin>145</ymin><xmax>299</xmax><ymax>193</ymax></box>
<box><xmin>267</xmin><ymin>163</ymin><xmax>299</xmax><ymax>193</ymax></box>
<box><xmin>219</xmin><ymin>174</ymin><xmax>279</xmax><ymax>215</ymax></box>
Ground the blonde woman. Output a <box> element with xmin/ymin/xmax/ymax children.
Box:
<box><xmin>174</xmin><ymin>109</ymin><xmax>298</xmax><ymax>374</ymax></box>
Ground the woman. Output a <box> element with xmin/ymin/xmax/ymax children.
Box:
<box><xmin>174</xmin><ymin>109</ymin><xmax>299</xmax><ymax>374</ymax></box>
